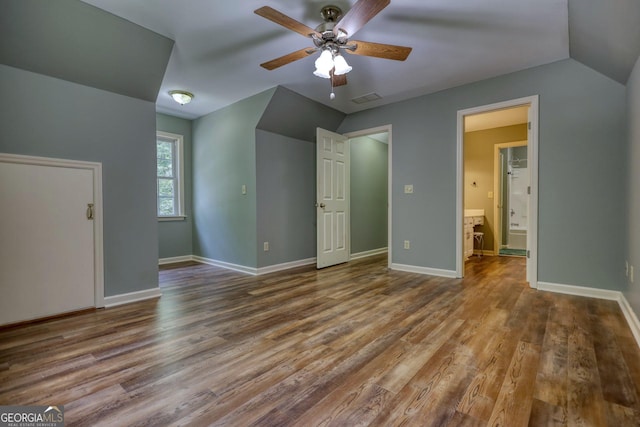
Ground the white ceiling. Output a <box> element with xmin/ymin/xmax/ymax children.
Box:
<box><xmin>82</xmin><ymin>0</ymin><xmax>569</xmax><ymax>119</ymax></box>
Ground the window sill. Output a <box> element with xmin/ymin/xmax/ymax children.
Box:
<box><xmin>158</xmin><ymin>216</ymin><xmax>187</xmax><ymax>222</ymax></box>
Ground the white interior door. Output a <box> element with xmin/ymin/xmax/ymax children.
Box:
<box><xmin>317</xmin><ymin>128</ymin><xmax>350</xmax><ymax>269</ymax></box>
<box><xmin>0</xmin><ymin>158</ymin><xmax>97</xmax><ymax>325</ymax></box>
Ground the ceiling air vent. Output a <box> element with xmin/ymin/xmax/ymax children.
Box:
<box><xmin>351</xmin><ymin>92</ymin><xmax>382</xmax><ymax>104</ymax></box>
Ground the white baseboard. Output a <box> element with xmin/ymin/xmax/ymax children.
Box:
<box><xmin>159</xmin><ymin>255</ymin><xmax>194</xmax><ymax>265</ymax></box>
<box><xmin>350</xmin><ymin>247</ymin><xmax>388</xmax><ymax>260</ymax></box>
<box><xmin>473</xmin><ymin>250</ymin><xmax>496</xmax><ymax>256</ymax></box>
<box><xmin>537</xmin><ymin>281</ymin><xmax>620</xmax><ymax>301</ymax></box>
<box><xmin>619</xmin><ymin>295</ymin><xmax>640</xmax><ymax>349</ymax></box>
<box><xmin>192</xmin><ymin>256</ymin><xmax>257</xmax><ymax>275</ymax></box>
<box><xmin>390</xmin><ymin>263</ymin><xmax>457</xmax><ymax>278</ymax></box>
<box><xmin>256</xmin><ymin>257</ymin><xmax>316</xmax><ymax>275</ymax></box>
<box><xmin>104</xmin><ymin>288</ymin><xmax>162</xmax><ymax>308</ymax></box>
<box><xmin>538</xmin><ymin>281</ymin><xmax>640</xmax><ymax>349</ymax></box>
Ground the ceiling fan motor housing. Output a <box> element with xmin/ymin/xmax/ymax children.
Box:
<box><xmin>314</xmin><ymin>6</ymin><xmax>349</xmax><ymax>48</ymax></box>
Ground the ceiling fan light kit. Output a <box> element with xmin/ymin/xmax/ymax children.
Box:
<box><xmin>255</xmin><ymin>0</ymin><xmax>412</xmax><ymax>99</ymax></box>
<box><xmin>169</xmin><ymin>90</ymin><xmax>194</xmax><ymax>105</ymax></box>
<box><xmin>332</xmin><ymin>54</ymin><xmax>352</xmax><ymax>75</ymax></box>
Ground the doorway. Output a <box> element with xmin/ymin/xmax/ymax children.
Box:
<box><xmin>495</xmin><ymin>141</ymin><xmax>528</xmax><ymax>257</ymax></box>
<box><xmin>316</xmin><ymin>125</ymin><xmax>391</xmax><ymax>269</ymax></box>
<box><xmin>456</xmin><ymin>96</ymin><xmax>539</xmax><ymax>286</ymax></box>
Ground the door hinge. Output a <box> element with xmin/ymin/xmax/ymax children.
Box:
<box><xmin>528</xmin><ymin>121</ymin><xmax>531</xmax><ymax>130</ymax></box>
<box><xmin>527</xmin><ymin>250</ymin><xmax>530</xmax><ymax>258</ymax></box>
<box><xmin>86</xmin><ymin>203</ymin><xmax>94</xmax><ymax>220</ymax></box>
<box><xmin>527</xmin><ymin>186</ymin><xmax>531</xmax><ymax>195</ymax></box>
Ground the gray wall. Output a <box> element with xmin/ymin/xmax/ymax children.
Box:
<box><xmin>192</xmin><ymin>89</ymin><xmax>275</xmax><ymax>268</ymax></box>
<box><xmin>253</xmin><ymin>86</ymin><xmax>344</xmax><ymax>268</ymax></box>
<box><xmin>350</xmin><ymin>135</ymin><xmax>388</xmax><ymax>254</ymax></box>
<box><xmin>256</xmin><ymin>130</ymin><xmax>316</xmax><ymax>267</ymax></box>
<box><xmin>0</xmin><ymin>64</ymin><xmax>158</xmax><ymax>297</ymax></box>
<box><xmin>339</xmin><ymin>58</ymin><xmax>627</xmax><ymax>291</ymax></box>
<box><xmin>257</xmin><ymin>86</ymin><xmax>345</xmax><ymax>141</ymax></box>
<box><xmin>626</xmin><ymin>54</ymin><xmax>640</xmax><ymax>314</ymax></box>
<box><xmin>157</xmin><ymin>113</ymin><xmax>193</xmax><ymax>259</ymax></box>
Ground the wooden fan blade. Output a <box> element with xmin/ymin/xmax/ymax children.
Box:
<box><xmin>255</xmin><ymin>6</ymin><xmax>322</xmax><ymax>39</ymax></box>
<box><xmin>333</xmin><ymin>0</ymin><xmax>390</xmax><ymax>37</ymax></box>
<box><xmin>331</xmin><ymin>71</ymin><xmax>347</xmax><ymax>87</ymax></box>
<box><xmin>260</xmin><ymin>48</ymin><xmax>316</xmax><ymax>70</ymax></box>
<box><xmin>345</xmin><ymin>40</ymin><xmax>412</xmax><ymax>61</ymax></box>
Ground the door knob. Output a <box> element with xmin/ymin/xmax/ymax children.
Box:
<box><xmin>319</xmin><ymin>203</ymin><xmax>325</xmax><ymax>208</ymax></box>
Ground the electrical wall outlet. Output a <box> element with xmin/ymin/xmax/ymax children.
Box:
<box><xmin>263</xmin><ymin>242</ymin><xmax>269</xmax><ymax>251</ymax></box>
<box><xmin>404</xmin><ymin>240</ymin><xmax>410</xmax><ymax>250</ymax></box>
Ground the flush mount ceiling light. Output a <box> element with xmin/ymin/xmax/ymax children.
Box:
<box><xmin>169</xmin><ymin>90</ymin><xmax>194</xmax><ymax>105</ymax></box>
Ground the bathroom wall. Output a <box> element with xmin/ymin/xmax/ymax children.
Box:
<box><xmin>464</xmin><ymin>124</ymin><xmax>528</xmax><ymax>252</ymax></box>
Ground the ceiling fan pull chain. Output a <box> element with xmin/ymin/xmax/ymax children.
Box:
<box><xmin>329</xmin><ymin>74</ymin><xmax>336</xmax><ymax>100</ymax></box>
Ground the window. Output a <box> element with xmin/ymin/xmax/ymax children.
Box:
<box><xmin>156</xmin><ymin>131</ymin><xmax>184</xmax><ymax>219</ymax></box>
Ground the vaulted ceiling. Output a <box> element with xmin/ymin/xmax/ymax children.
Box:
<box><xmin>2</xmin><ymin>0</ymin><xmax>639</xmax><ymax>120</ymax></box>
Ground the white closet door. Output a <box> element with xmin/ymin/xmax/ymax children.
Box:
<box><xmin>0</xmin><ymin>160</ymin><xmax>95</xmax><ymax>325</ymax></box>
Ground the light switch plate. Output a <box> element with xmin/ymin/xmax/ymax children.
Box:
<box><xmin>404</xmin><ymin>185</ymin><xmax>414</xmax><ymax>194</ymax></box>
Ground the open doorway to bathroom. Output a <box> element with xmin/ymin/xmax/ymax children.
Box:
<box><xmin>495</xmin><ymin>142</ymin><xmax>528</xmax><ymax>257</ymax></box>
<box><xmin>456</xmin><ymin>96</ymin><xmax>538</xmax><ymax>286</ymax></box>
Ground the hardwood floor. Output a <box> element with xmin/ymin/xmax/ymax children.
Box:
<box><xmin>1</xmin><ymin>255</ymin><xmax>639</xmax><ymax>426</ymax></box>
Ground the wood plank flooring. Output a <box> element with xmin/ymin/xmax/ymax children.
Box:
<box><xmin>1</xmin><ymin>255</ymin><xmax>639</xmax><ymax>426</ymax></box>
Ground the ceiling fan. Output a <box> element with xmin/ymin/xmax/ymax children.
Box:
<box><xmin>254</xmin><ymin>0</ymin><xmax>412</xmax><ymax>93</ymax></box>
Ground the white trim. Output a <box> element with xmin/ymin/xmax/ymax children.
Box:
<box><xmin>350</xmin><ymin>247</ymin><xmax>388</xmax><ymax>260</ymax></box>
<box><xmin>472</xmin><ymin>250</ymin><xmax>497</xmax><ymax>257</ymax></box>
<box><xmin>256</xmin><ymin>258</ymin><xmax>317</xmax><ymax>275</ymax></box>
<box><xmin>456</xmin><ymin>95</ymin><xmax>539</xmax><ymax>288</ymax></box>
<box><xmin>538</xmin><ymin>281</ymin><xmax>640</xmax><ymax>349</ymax></box>
<box><xmin>159</xmin><ymin>255</ymin><xmax>194</xmax><ymax>265</ymax></box>
<box><xmin>104</xmin><ymin>288</ymin><xmax>162</xmax><ymax>308</ymax></box>
<box><xmin>345</xmin><ymin>124</ymin><xmax>392</xmax><ymax>269</ymax></box>
<box><xmin>390</xmin><ymin>263</ymin><xmax>457</xmax><ymax>278</ymax></box>
<box><xmin>619</xmin><ymin>294</ymin><xmax>640</xmax><ymax>348</ymax></box>
<box><xmin>158</xmin><ymin>216</ymin><xmax>187</xmax><ymax>222</ymax></box>
<box><xmin>0</xmin><ymin>153</ymin><xmax>105</xmax><ymax>308</ymax></box>
<box><xmin>157</xmin><ymin>131</ymin><xmax>185</xmax><ymax>218</ymax></box>
<box><xmin>537</xmin><ymin>281</ymin><xmax>621</xmax><ymax>300</ymax></box>
<box><xmin>193</xmin><ymin>256</ymin><xmax>257</xmax><ymax>275</ymax></box>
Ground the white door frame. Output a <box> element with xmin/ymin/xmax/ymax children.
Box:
<box><xmin>0</xmin><ymin>153</ymin><xmax>105</xmax><ymax>307</ymax></box>
<box><xmin>493</xmin><ymin>140</ymin><xmax>528</xmax><ymax>256</ymax></box>
<box><xmin>456</xmin><ymin>95</ymin><xmax>539</xmax><ymax>287</ymax></box>
<box><xmin>345</xmin><ymin>125</ymin><xmax>392</xmax><ymax>269</ymax></box>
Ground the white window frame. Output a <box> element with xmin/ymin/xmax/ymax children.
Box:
<box><xmin>156</xmin><ymin>131</ymin><xmax>185</xmax><ymax>221</ymax></box>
